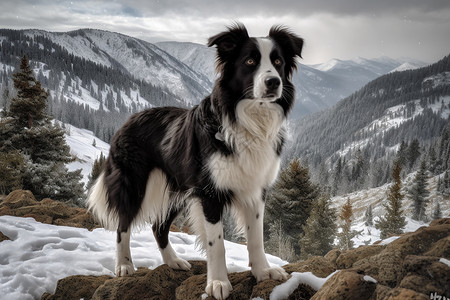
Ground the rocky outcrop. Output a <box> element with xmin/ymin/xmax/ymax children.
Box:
<box><xmin>1</xmin><ymin>190</ymin><xmax>448</xmax><ymax>300</ymax></box>
<box><xmin>40</xmin><ymin>218</ymin><xmax>450</xmax><ymax>300</ymax></box>
<box><xmin>0</xmin><ymin>190</ymin><xmax>99</xmax><ymax>230</ymax></box>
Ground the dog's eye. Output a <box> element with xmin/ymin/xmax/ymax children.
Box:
<box><xmin>274</xmin><ymin>58</ymin><xmax>282</xmax><ymax>66</ymax></box>
<box><xmin>245</xmin><ymin>58</ymin><xmax>256</xmax><ymax>66</ymax></box>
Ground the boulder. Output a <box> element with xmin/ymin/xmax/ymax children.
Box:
<box><xmin>0</xmin><ymin>190</ymin><xmax>100</xmax><ymax>230</ymax></box>
<box><xmin>336</xmin><ymin>244</ymin><xmax>385</xmax><ymax>269</ymax></box>
<box><xmin>41</xmin><ymin>275</ymin><xmax>112</xmax><ymax>300</ymax></box>
<box><xmin>284</xmin><ymin>256</ymin><xmax>336</xmax><ymax>278</ymax></box>
<box><xmin>310</xmin><ymin>270</ymin><xmax>377</xmax><ymax>300</ymax></box>
<box><xmin>399</xmin><ymin>255</ymin><xmax>450</xmax><ymax>297</ymax></box>
<box><xmin>352</xmin><ymin>220</ymin><xmax>450</xmax><ymax>287</ymax></box>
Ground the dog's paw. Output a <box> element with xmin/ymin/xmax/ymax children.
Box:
<box><xmin>252</xmin><ymin>266</ymin><xmax>288</xmax><ymax>282</ymax></box>
<box><xmin>115</xmin><ymin>262</ymin><xmax>135</xmax><ymax>277</ymax></box>
<box><xmin>166</xmin><ymin>257</ymin><xmax>191</xmax><ymax>271</ymax></box>
<box><xmin>205</xmin><ymin>279</ymin><xmax>232</xmax><ymax>300</ymax></box>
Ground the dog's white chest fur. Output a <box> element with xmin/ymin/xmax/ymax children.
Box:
<box><xmin>208</xmin><ymin>100</ymin><xmax>284</xmax><ymax>198</ymax></box>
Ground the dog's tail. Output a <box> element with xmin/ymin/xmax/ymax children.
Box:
<box><xmin>87</xmin><ymin>172</ymin><xmax>118</xmax><ymax>230</ymax></box>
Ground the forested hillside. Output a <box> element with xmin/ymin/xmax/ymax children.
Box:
<box><xmin>288</xmin><ymin>54</ymin><xmax>450</xmax><ymax>195</ymax></box>
<box><xmin>0</xmin><ymin>29</ymin><xmax>209</xmax><ymax>142</ymax></box>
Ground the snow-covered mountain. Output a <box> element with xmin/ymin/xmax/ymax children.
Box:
<box><xmin>291</xmin><ymin>56</ymin><xmax>426</xmax><ymax>118</ymax></box>
<box><xmin>154</xmin><ymin>41</ymin><xmax>426</xmax><ymax>118</ymax></box>
<box><xmin>0</xmin><ymin>28</ymin><xmax>427</xmax><ymax>140</ymax></box>
<box><xmin>23</xmin><ymin>29</ymin><xmax>212</xmax><ymax>105</ymax></box>
<box><xmin>156</xmin><ymin>41</ymin><xmax>217</xmax><ymax>81</ymax></box>
<box><xmin>289</xmin><ymin>54</ymin><xmax>450</xmax><ymax>168</ymax></box>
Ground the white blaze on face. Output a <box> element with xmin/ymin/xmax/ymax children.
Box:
<box><xmin>253</xmin><ymin>38</ymin><xmax>282</xmax><ymax>100</ymax></box>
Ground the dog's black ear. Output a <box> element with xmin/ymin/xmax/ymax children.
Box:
<box><xmin>208</xmin><ymin>23</ymin><xmax>249</xmax><ymax>68</ymax></box>
<box><xmin>269</xmin><ymin>26</ymin><xmax>304</xmax><ymax>75</ymax></box>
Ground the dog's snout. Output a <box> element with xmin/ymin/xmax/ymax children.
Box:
<box><xmin>265</xmin><ymin>76</ymin><xmax>281</xmax><ymax>90</ymax></box>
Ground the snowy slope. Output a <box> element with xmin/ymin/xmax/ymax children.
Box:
<box><xmin>337</xmin><ymin>95</ymin><xmax>450</xmax><ymax>158</ymax></box>
<box><xmin>331</xmin><ymin>172</ymin><xmax>450</xmax><ymax>247</ymax></box>
<box><xmin>292</xmin><ymin>57</ymin><xmax>425</xmax><ymax>119</ymax></box>
<box><xmin>22</xmin><ymin>29</ymin><xmax>210</xmax><ymax>105</ymax></box>
<box><xmin>0</xmin><ymin>215</ymin><xmax>286</xmax><ymax>300</ymax></box>
<box><xmin>63</xmin><ymin>123</ymin><xmax>110</xmax><ymax>184</ymax></box>
<box><xmin>156</xmin><ymin>41</ymin><xmax>217</xmax><ymax>81</ymax></box>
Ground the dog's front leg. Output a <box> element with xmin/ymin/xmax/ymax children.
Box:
<box><xmin>204</xmin><ymin>220</ymin><xmax>232</xmax><ymax>299</ymax></box>
<box><xmin>244</xmin><ymin>199</ymin><xmax>288</xmax><ymax>282</ymax></box>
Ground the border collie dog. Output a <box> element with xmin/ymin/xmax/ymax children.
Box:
<box><xmin>88</xmin><ymin>24</ymin><xmax>303</xmax><ymax>299</ymax></box>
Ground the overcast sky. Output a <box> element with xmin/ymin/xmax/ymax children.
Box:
<box><xmin>1</xmin><ymin>0</ymin><xmax>449</xmax><ymax>65</ymax></box>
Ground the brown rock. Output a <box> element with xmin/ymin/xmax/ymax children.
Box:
<box><xmin>424</xmin><ymin>235</ymin><xmax>450</xmax><ymax>257</ymax></box>
<box><xmin>324</xmin><ymin>249</ymin><xmax>341</xmax><ymax>266</ymax></box>
<box><xmin>0</xmin><ymin>190</ymin><xmax>100</xmax><ymax>230</ymax></box>
<box><xmin>2</xmin><ymin>190</ymin><xmax>37</xmax><ymax>208</ymax></box>
<box><xmin>386</xmin><ymin>225</ymin><xmax>450</xmax><ymax>257</ymax></box>
<box><xmin>0</xmin><ymin>231</ymin><xmax>10</xmax><ymax>242</ymax></box>
<box><xmin>336</xmin><ymin>245</ymin><xmax>385</xmax><ymax>269</ymax></box>
<box><xmin>311</xmin><ymin>270</ymin><xmax>376</xmax><ymax>300</ymax></box>
<box><xmin>23</xmin><ymin>213</ymin><xmax>53</xmax><ymax>224</ymax></box>
<box><xmin>429</xmin><ymin>218</ymin><xmax>450</xmax><ymax>226</ymax></box>
<box><xmin>284</xmin><ymin>256</ymin><xmax>336</xmax><ymax>278</ymax></box>
<box><xmin>399</xmin><ymin>255</ymin><xmax>450</xmax><ymax>296</ymax></box>
<box><xmin>41</xmin><ymin>275</ymin><xmax>111</xmax><ymax>300</ymax></box>
<box><xmin>381</xmin><ymin>287</ymin><xmax>429</xmax><ymax>299</ymax></box>
<box><xmin>176</xmin><ymin>273</ymin><xmax>208</xmax><ymax>300</ymax></box>
<box><xmin>353</xmin><ymin>222</ymin><xmax>450</xmax><ymax>287</ymax></box>
<box><xmin>92</xmin><ymin>261</ymin><xmax>206</xmax><ymax>300</ymax></box>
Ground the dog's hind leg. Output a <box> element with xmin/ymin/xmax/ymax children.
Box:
<box><xmin>153</xmin><ymin>208</ymin><xmax>191</xmax><ymax>270</ymax></box>
<box><xmin>116</xmin><ymin>218</ymin><xmax>135</xmax><ymax>276</ymax></box>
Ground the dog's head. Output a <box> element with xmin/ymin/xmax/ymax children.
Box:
<box><xmin>208</xmin><ymin>23</ymin><xmax>303</xmax><ymax>117</ymax></box>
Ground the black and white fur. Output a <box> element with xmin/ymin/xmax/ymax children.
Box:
<box><xmin>87</xmin><ymin>24</ymin><xmax>303</xmax><ymax>300</ymax></box>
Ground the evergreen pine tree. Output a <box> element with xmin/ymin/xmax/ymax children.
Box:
<box><xmin>364</xmin><ymin>204</ymin><xmax>374</xmax><ymax>226</ymax></box>
<box><xmin>396</xmin><ymin>140</ymin><xmax>408</xmax><ymax>168</ymax></box>
<box><xmin>337</xmin><ymin>197</ymin><xmax>360</xmax><ymax>250</ymax></box>
<box><xmin>432</xmin><ymin>202</ymin><xmax>442</xmax><ymax>220</ymax></box>
<box><xmin>0</xmin><ymin>150</ymin><xmax>24</xmax><ymax>194</ymax></box>
<box><xmin>0</xmin><ymin>55</ymin><xmax>84</xmax><ymax>203</ymax></box>
<box><xmin>299</xmin><ymin>194</ymin><xmax>337</xmax><ymax>259</ymax></box>
<box><xmin>408</xmin><ymin>160</ymin><xmax>430</xmax><ymax>222</ymax></box>
<box><xmin>86</xmin><ymin>153</ymin><xmax>106</xmax><ymax>190</ymax></box>
<box><xmin>9</xmin><ymin>56</ymin><xmax>48</xmax><ymax>128</ymax></box>
<box><xmin>407</xmin><ymin>139</ymin><xmax>421</xmax><ymax>169</ymax></box>
<box><xmin>375</xmin><ymin>161</ymin><xmax>407</xmax><ymax>239</ymax></box>
<box><xmin>1</xmin><ymin>87</ymin><xmax>10</xmax><ymax>117</ymax></box>
<box><xmin>428</xmin><ymin>145</ymin><xmax>437</xmax><ymax>174</ymax></box>
<box><xmin>266</xmin><ymin>158</ymin><xmax>319</xmax><ymax>255</ymax></box>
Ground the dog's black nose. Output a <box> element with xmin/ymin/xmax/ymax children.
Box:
<box><xmin>265</xmin><ymin>76</ymin><xmax>281</xmax><ymax>90</ymax></box>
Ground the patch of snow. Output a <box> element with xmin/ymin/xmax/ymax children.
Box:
<box><xmin>63</xmin><ymin>123</ymin><xmax>110</xmax><ymax>184</ymax></box>
<box><xmin>389</xmin><ymin>62</ymin><xmax>423</xmax><ymax>73</ymax></box>
<box><xmin>315</xmin><ymin>59</ymin><xmax>343</xmax><ymax>72</ymax></box>
<box><xmin>270</xmin><ymin>271</ymin><xmax>339</xmax><ymax>300</ymax></box>
<box><xmin>423</xmin><ymin>72</ymin><xmax>450</xmax><ymax>89</ymax></box>
<box><xmin>0</xmin><ymin>215</ymin><xmax>285</xmax><ymax>300</ymax></box>
<box><xmin>363</xmin><ymin>275</ymin><xmax>377</xmax><ymax>284</ymax></box>
<box><xmin>439</xmin><ymin>258</ymin><xmax>450</xmax><ymax>267</ymax></box>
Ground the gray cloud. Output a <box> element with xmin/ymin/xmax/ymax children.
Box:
<box><xmin>0</xmin><ymin>0</ymin><xmax>449</xmax><ymax>64</ymax></box>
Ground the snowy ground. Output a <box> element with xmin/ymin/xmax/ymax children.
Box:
<box><xmin>331</xmin><ymin>172</ymin><xmax>450</xmax><ymax>247</ymax></box>
<box><xmin>1</xmin><ymin>214</ymin><xmax>438</xmax><ymax>300</ymax></box>
<box><xmin>63</xmin><ymin>123</ymin><xmax>110</xmax><ymax>184</ymax></box>
<box><xmin>0</xmin><ymin>215</ymin><xmax>286</xmax><ymax>300</ymax></box>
